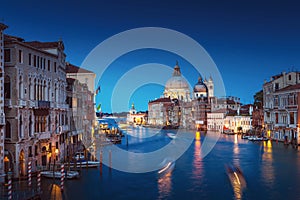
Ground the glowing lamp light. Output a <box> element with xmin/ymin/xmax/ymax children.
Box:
<box><xmin>195</xmin><ymin>131</ymin><xmax>201</xmax><ymax>141</ymax></box>
<box><xmin>55</xmin><ymin>149</ymin><xmax>59</xmax><ymax>155</ymax></box>
<box><xmin>4</xmin><ymin>156</ymin><xmax>9</xmax><ymax>162</ymax></box>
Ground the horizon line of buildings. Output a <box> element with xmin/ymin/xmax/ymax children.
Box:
<box><xmin>127</xmin><ymin>62</ymin><xmax>254</xmax><ymax>133</ymax></box>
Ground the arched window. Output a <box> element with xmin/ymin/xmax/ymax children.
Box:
<box><xmin>29</xmin><ymin>115</ymin><xmax>32</xmax><ymax>137</ymax></box>
<box><xmin>4</xmin><ymin>75</ymin><xmax>11</xmax><ymax>98</ymax></box>
<box><xmin>48</xmin><ymin>82</ymin><xmax>51</xmax><ymax>101</ymax></box>
<box><xmin>34</xmin><ymin>78</ymin><xmax>37</xmax><ymax>100</ymax></box>
<box><xmin>19</xmin><ymin>115</ymin><xmax>23</xmax><ymax>138</ymax></box>
<box><xmin>19</xmin><ymin>76</ymin><xmax>23</xmax><ymax>99</ymax></box>
<box><xmin>5</xmin><ymin>121</ymin><xmax>11</xmax><ymax>138</ymax></box>
<box><xmin>29</xmin><ymin>78</ymin><xmax>32</xmax><ymax>100</ymax></box>
<box><xmin>48</xmin><ymin>115</ymin><xmax>51</xmax><ymax>131</ymax></box>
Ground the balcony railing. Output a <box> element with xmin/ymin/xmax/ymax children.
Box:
<box><xmin>0</xmin><ymin>114</ymin><xmax>5</xmax><ymax>125</ymax></box>
<box><xmin>38</xmin><ymin>101</ymin><xmax>50</xmax><ymax>108</ymax></box>
<box><xmin>18</xmin><ymin>99</ymin><xmax>27</xmax><ymax>107</ymax></box>
<box><xmin>4</xmin><ymin>99</ymin><xmax>12</xmax><ymax>107</ymax></box>
<box><xmin>50</xmin><ymin>102</ymin><xmax>56</xmax><ymax>108</ymax></box>
<box><xmin>36</xmin><ymin>131</ymin><xmax>51</xmax><ymax>140</ymax></box>
<box><xmin>28</xmin><ymin>100</ymin><xmax>37</xmax><ymax>108</ymax></box>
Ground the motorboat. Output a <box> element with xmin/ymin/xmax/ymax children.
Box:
<box><xmin>158</xmin><ymin>158</ymin><xmax>175</xmax><ymax>175</ymax></box>
<box><xmin>167</xmin><ymin>133</ymin><xmax>177</xmax><ymax>139</ymax></box>
<box><xmin>241</xmin><ymin>135</ymin><xmax>250</xmax><ymax>139</ymax></box>
<box><xmin>74</xmin><ymin>152</ymin><xmax>85</xmax><ymax>161</ymax></box>
<box><xmin>248</xmin><ymin>136</ymin><xmax>269</xmax><ymax>141</ymax></box>
<box><xmin>41</xmin><ymin>170</ymin><xmax>80</xmax><ymax>179</ymax></box>
<box><xmin>225</xmin><ymin>164</ymin><xmax>246</xmax><ymax>198</ymax></box>
<box><xmin>68</xmin><ymin>161</ymin><xmax>100</xmax><ymax>168</ymax></box>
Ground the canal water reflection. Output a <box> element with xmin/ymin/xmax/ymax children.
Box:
<box><xmin>42</xmin><ymin>128</ymin><xmax>300</xmax><ymax>200</ymax></box>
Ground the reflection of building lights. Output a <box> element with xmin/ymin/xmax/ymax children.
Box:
<box><xmin>195</xmin><ymin>131</ymin><xmax>201</xmax><ymax>141</ymax></box>
<box><xmin>234</xmin><ymin>134</ymin><xmax>238</xmax><ymax>144</ymax></box>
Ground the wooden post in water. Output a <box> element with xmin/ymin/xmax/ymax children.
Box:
<box><xmin>109</xmin><ymin>150</ymin><xmax>112</xmax><ymax>170</ymax></box>
<box><xmin>100</xmin><ymin>150</ymin><xmax>103</xmax><ymax>176</ymax></box>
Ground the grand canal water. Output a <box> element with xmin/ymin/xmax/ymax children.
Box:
<box><xmin>42</xmin><ymin>128</ymin><xmax>300</xmax><ymax>200</ymax></box>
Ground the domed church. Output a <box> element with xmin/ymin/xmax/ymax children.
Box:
<box><xmin>193</xmin><ymin>76</ymin><xmax>208</xmax><ymax>99</ymax></box>
<box><xmin>148</xmin><ymin>62</ymin><xmax>214</xmax><ymax>130</ymax></box>
<box><xmin>164</xmin><ymin>61</ymin><xmax>191</xmax><ymax>102</ymax></box>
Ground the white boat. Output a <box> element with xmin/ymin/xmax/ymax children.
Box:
<box><xmin>167</xmin><ymin>133</ymin><xmax>177</xmax><ymax>139</ymax></box>
<box><xmin>248</xmin><ymin>136</ymin><xmax>268</xmax><ymax>141</ymax></box>
<box><xmin>68</xmin><ymin>161</ymin><xmax>100</xmax><ymax>168</ymax></box>
<box><xmin>241</xmin><ymin>135</ymin><xmax>250</xmax><ymax>139</ymax></box>
<box><xmin>74</xmin><ymin>152</ymin><xmax>85</xmax><ymax>161</ymax></box>
<box><xmin>41</xmin><ymin>170</ymin><xmax>80</xmax><ymax>179</ymax></box>
<box><xmin>158</xmin><ymin>159</ymin><xmax>175</xmax><ymax>175</ymax></box>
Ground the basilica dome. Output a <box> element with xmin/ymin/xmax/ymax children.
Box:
<box><xmin>193</xmin><ymin>76</ymin><xmax>208</xmax><ymax>93</ymax></box>
<box><xmin>164</xmin><ymin>62</ymin><xmax>191</xmax><ymax>102</ymax></box>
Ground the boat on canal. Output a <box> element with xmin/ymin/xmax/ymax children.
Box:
<box><xmin>41</xmin><ymin>170</ymin><xmax>80</xmax><ymax>179</ymax></box>
<box><xmin>167</xmin><ymin>132</ymin><xmax>177</xmax><ymax>139</ymax></box>
<box><xmin>248</xmin><ymin>136</ymin><xmax>269</xmax><ymax>141</ymax></box>
<box><xmin>68</xmin><ymin>161</ymin><xmax>100</xmax><ymax>168</ymax></box>
<box><xmin>158</xmin><ymin>159</ymin><xmax>175</xmax><ymax>176</ymax></box>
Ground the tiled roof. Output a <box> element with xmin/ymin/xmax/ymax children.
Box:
<box><xmin>149</xmin><ymin>97</ymin><xmax>171</xmax><ymax>104</ymax></box>
<box><xmin>66</xmin><ymin>63</ymin><xmax>94</xmax><ymax>74</ymax></box>
<box><xmin>25</xmin><ymin>41</ymin><xmax>62</xmax><ymax>49</ymax></box>
<box><xmin>4</xmin><ymin>34</ymin><xmax>24</xmax><ymax>42</ymax></box>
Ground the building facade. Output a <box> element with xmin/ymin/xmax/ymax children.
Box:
<box><xmin>263</xmin><ymin>72</ymin><xmax>300</xmax><ymax>142</ymax></box>
<box><xmin>207</xmin><ymin>112</ymin><xmax>225</xmax><ymax>132</ymax></box>
<box><xmin>223</xmin><ymin>115</ymin><xmax>252</xmax><ymax>133</ymax></box>
<box><xmin>4</xmin><ymin>35</ymin><xmax>69</xmax><ymax>177</ymax></box>
<box><xmin>126</xmin><ymin>103</ymin><xmax>147</xmax><ymax>125</ymax></box>
<box><xmin>66</xmin><ymin>63</ymin><xmax>96</xmax><ymax>157</ymax></box>
<box><xmin>0</xmin><ymin>23</ymin><xmax>8</xmax><ymax>182</ymax></box>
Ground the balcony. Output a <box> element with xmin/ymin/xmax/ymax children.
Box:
<box><xmin>38</xmin><ymin>101</ymin><xmax>50</xmax><ymax>109</ymax></box>
<box><xmin>28</xmin><ymin>100</ymin><xmax>37</xmax><ymax>108</ymax></box>
<box><xmin>36</xmin><ymin>131</ymin><xmax>51</xmax><ymax>140</ymax></box>
<box><xmin>0</xmin><ymin>114</ymin><xmax>5</xmax><ymax>126</ymax></box>
<box><xmin>62</xmin><ymin>125</ymin><xmax>69</xmax><ymax>132</ymax></box>
<box><xmin>56</xmin><ymin>103</ymin><xmax>69</xmax><ymax>110</ymax></box>
<box><xmin>4</xmin><ymin>99</ymin><xmax>12</xmax><ymax>107</ymax></box>
<box><xmin>18</xmin><ymin>99</ymin><xmax>27</xmax><ymax>107</ymax></box>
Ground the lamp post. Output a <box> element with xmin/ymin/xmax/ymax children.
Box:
<box><xmin>53</xmin><ymin>148</ymin><xmax>59</xmax><ymax>181</ymax></box>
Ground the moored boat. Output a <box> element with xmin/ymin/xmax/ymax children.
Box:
<box><xmin>248</xmin><ymin>136</ymin><xmax>269</xmax><ymax>141</ymax></box>
<box><xmin>41</xmin><ymin>170</ymin><xmax>80</xmax><ymax>179</ymax></box>
<box><xmin>68</xmin><ymin>161</ymin><xmax>100</xmax><ymax>168</ymax></box>
<box><xmin>167</xmin><ymin>133</ymin><xmax>177</xmax><ymax>139</ymax></box>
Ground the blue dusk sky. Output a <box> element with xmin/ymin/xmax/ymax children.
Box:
<box><xmin>1</xmin><ymin>0</ymin><xmax>300</xmax><ymax>112</ymax></box>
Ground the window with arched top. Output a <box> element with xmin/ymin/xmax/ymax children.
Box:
<box><xmin>19</xmin><ymin>115</ymin><xmax>23</xmax><ymax>138</ymax></box>
<box><xmin>29</xmin><ymin>115</ymin><xmax>32</xmax><ymax>137</ymax></box>
<box><xmin>19</xmin><ymin>76</ymin><xmax>23</xmax><ymax>99</ymax></box>
<box><xmin>4</xmin><ymin>75</ymin><xmax>11</xmax><ymax>98</ymax></box>
<box><xmin>5</xmin><ymin>121</ymin><xmax>11</xmax><ymax>138</ymax></box>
